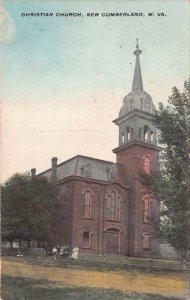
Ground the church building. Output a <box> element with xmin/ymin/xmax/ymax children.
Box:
<box><xmin>33</xmin><ymin>41</ymin><xmax>161</xmax><ymax>257</ymax></box>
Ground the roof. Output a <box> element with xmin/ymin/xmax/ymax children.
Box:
<box><xmin>37</xmin><ymin>155</ymin><xmax>117</xmax><ymax>182</ymax></box>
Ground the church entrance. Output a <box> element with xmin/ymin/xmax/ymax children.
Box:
<box><xmin>104</xmin><ymin>228</ymin><xmax>120</xmax><ymax>254</ymax></box>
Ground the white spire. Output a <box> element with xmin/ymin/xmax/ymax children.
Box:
<box><xmin>132</xmin><ymin>39</ymin><xmax>143</xmax><ymax>91</ymax></box>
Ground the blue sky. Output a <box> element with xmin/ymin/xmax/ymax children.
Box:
<box><xmin>1</xmin><ymin>0</ymin><xmax>190</xmax><ymax>182</ymax></box>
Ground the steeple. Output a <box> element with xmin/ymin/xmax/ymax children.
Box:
<box><xmin>115</xmin><ymin>40</ymin><xmax>157</xmax><ymax>146</ymax></box>
<box><xmin>132</xmin><ymin>39</ymin><xmax>143</xmax><ymax>91</ymax></box>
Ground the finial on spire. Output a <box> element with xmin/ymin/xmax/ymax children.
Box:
<box><xmin>136</xmin><ymin>38</ymin><xmax>139</xmax><ymax>49</ymax></box>
<box><xmin>132</xmin><ymin>39</ymin><xmax>143</xmax><ymax>91</ymax></box>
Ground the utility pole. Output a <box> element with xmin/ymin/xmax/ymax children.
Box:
<box><xmin>185</xmin><ymin>79</ymin><xmax>190</xmax><ymax>300</ymax></box>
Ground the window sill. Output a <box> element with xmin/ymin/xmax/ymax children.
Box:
<box><xmin>106</xmin><ymin>219</ymin><xmax>121</xmax><ymax>223</ymax></box>
<box><xmin>83</xmin><ymin>217</ymin><xmax>92</xmax><ymax>220</ymax></box>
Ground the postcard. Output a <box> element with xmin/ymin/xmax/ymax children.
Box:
<box><xmin>1</xmin><ymin>0</ymin><xmax>189</xmax><ymax>299</ymax></box>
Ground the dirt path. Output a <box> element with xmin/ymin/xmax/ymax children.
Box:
<box><xmin>2</xmin><ymin>259</ymin><xmax>187</xmax><ymax>298</ymax></box>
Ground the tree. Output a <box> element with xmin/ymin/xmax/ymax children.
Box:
<box><xmin>141</xmin><ymin>80</ymin><xmax>190</xmax><ymax>257</ymax></box>
<box><xmin>1</xmin><ymin>173</ymin><xmax>61</xmax><ymax>248</ymax></box>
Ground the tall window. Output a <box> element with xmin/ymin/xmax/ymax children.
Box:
<box><xmin>144</xmin><ymin>125</ymin><xmax>149</xmax><ymax>142</ymax></box>
<box><xmin>110</xmin><ymin>191</ymin><xmax>116</xmax><ymax>220</ymax></box>
<box><xmin>121</xmin><ymin>132</ymin><xmax>124</xmax><ymax>144</ymax></box>
<box><xmin>107</xmin><ymin>190</ymin><xmax>120</xmax><ymax>221</ymax></box>
<box><xmin>144</xmin><ymin>155</ymin><xmax>151</xmax><ymax>174</ymax></box>
<box><xmin>139</xmin><ymin>128</ymin><xmax>142</xmax><ymax>138</ymax></box>
<box><xmin>131</xmin><ymin>128</ymin><xmax>134</xmax><ymax>140</ymax></box>
<box><xmin>142</xmin><ymin>233</ymin><xmax>151</xmax><ymax>250</ymax></box>
<box><xmin>84</xmin><ymin>165</ymin><xmax>92</xmax><ymax>177</ymax></box>
<box><xmin>108</xmin><ymin>167</ymin><xmax>116</xmax><ymax>180</ymax></box>
<box><xmin>150</xmin><ymin>131</ymin><xmax>154</xmax><ymax>143</ymax></box>
<box><xmin>126</xmin><ymin>127</ymin><xmax>130</xmax><ymax>141</ymax></box>
<box><xmin>83</xmin><ymin>231</ymin><xmax>90</xmax><ymax>248</ymax></box>
<box><xmin>143</xmin><ymin>195</ymin><xmax>151</xmax><ymax>224</ymax></box>
<box><xmin>84</xmin><ymin>191</ymin><xmax>92</xmax><ymax>218</ymax></box>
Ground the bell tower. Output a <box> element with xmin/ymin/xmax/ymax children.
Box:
<box><xmin>113</xmin><ymin>40</ymin><xmax>161</xmax><ymax>257</ymax></box>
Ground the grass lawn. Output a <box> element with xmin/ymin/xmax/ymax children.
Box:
<box><xmin>2</xmin><ymin>255</ymin><xmax>185</xmax><ymax>274</ymax></box>
<box><xmin>1</xmin><ymin>256</ymin><xmax>187</xmax><ymax>300</ymax></box>
<box><xmin>2</xmin><ymin>275</ymin><xmax>183</xmax><ymax>300</ymax></box>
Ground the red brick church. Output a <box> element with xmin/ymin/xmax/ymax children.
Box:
<box><xmin>33</xmin><ymin>42</ymin><xmax>161</xmax><ymax>257</ymax></box>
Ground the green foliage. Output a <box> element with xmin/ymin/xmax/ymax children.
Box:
<box><xmin>142</xmin><ymin>80</ymin><xmax>190</xmax><ymax>253</ymax></box>
<box><xmin>1</xmin><ymin>173</ymin><xmax>60</xmax><ymax>246</ymax></box>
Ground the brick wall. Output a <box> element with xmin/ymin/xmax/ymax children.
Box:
<box><xmin>115</xmin><ymin>142</ymin><xmax>160</xmax><ymax>257</ymax></box>
<box><xmin>58</xmin><ymin>177</ymin><xmax>129</xmax><ymax>256</ymax></box>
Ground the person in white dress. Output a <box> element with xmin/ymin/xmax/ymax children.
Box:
<box><xmin>71</xmin><ymin>247</ymin><xmax>79</xmax><ymax>259</ymax></box>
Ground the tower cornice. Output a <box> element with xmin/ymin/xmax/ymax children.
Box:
<box><xmin>113</xmin><ymin>140</ymin><xmax>163</xmax><ymax>154</ymax></box>
<box><xmin>113</xmin><ymin>108</ymin><xmax>156</xmax><ymax>126</ymax></box>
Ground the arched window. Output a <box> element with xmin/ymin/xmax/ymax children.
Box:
<box><xmin>126</xmin><ymin>127</ymin><xmax>130</xmax><ymax>141</ymax></box>
<box><xmin>121</xmin><ymin>132</ymin><xmax>124</xmax><ymax>144</ymax></box>
<box><xmin>107</xmin><ymin>190</ymin><xmax>120</xmax><ymax>221</ymax></box>
<box><xmin>144</xmin><ymin>155</ymin><xmax>151</xmax><ymax>174</ymax></box>
<box><xmin>131</xmin><ymin>128</ymin><xmax>134</xmax><ymax>140</ymax></box>
<box><xmin>144</xmin><ymin>125</ymin><xmax>149</xmax><ymax>142</ymax></box>
<box><xmin>84</xmin><ymin>164</ymin><xmax>92</xmax><ymax>177</ymax></box>
<box><xmin>108</xmin><ymin>167</ymin><xmax>116</xmax><ymax>180</ymax></box>
<box><xmin>143</xmin><ymin>195</ymin><xmax>152</xmax><ymax>224</ymax></box>
<box><xmin>150</xmin><ymin>131</ymin><xmax>154</xmax><ymax>142</ymax></box>
<box><xmin>110</xmin><ymin>191</ymin><xmax>116</xmax><ymax>220</ymax></box>
<box><xmin>84</xmin><ymin>191</ymin><xmax>92</xmax><ymax>218</ymax></box>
